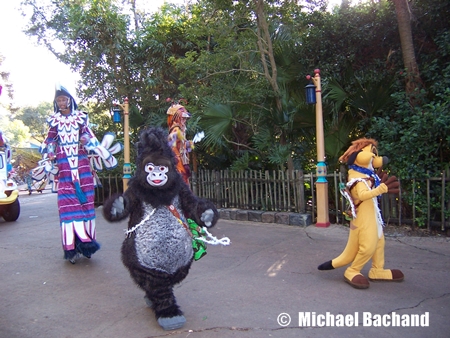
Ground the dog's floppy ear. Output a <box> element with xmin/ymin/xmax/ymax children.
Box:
<box><xmin>347</xmin><ymin>151</ymin><xmax>361</xmax><ymax>166</ymax></box>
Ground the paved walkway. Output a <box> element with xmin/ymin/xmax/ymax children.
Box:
<box><xmin>1</xmin><ymin>191</ymin><xmax>449</xmax><ymax>338</ymax></box>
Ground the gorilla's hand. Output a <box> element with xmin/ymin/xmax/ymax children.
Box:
<box><xmin>200</xmin><ymin>209</ymin><xmax>215</xmax><ymax>227</ymax></box>
<box><xmin>103</xmin><ymin>193</ymin><xmax>130</xmax><ymax>222</ymax></box>
<box><xmin>111</xmin><ymin>196</ymin><xmax>125</xmax><ymax>217</ymax></box>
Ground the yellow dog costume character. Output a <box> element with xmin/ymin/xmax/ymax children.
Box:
<box><xmin>318</xmin><ymin>138</ymin><xmax>404</xmax><ymax>289</ymax></box>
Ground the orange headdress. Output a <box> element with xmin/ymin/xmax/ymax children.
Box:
<box><xmin>167</xmin><ymin>104</ymin><xmax>191</xmax><ymax>130</ymax></box>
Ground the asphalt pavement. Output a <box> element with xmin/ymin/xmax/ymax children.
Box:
<box><xmin>1</xmin><ymin>190</ymin><xmax>449</xmax><ymax>338</ymax></box>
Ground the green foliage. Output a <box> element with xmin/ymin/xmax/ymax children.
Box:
<box><xmin>368</xmin><ymin>38</ymin><xmax>450</xmax><ymax>227</ymax></box>
<box><xmin>1</xmin><ymin>118</ymin><xmax>31</xmax><ymax>148</ymax></box>
<box><xmin>370</xmin><ymin>89</ymin><xmax>450</xmax><ymax>179</ymax></box>
<box><xmin>14</xmin><ymin>0</ymin><xmax>450</xmax><ymax>227</ymax></box>
<box><xmin>0</xmin><ymin>53</ymin><xmax>15</xmax><ymax>104</ymax></box>
<box><xmin>200</xmin><ymin>103</ymin><xmax>233</xmax><ymax>148</ymax></box>
<box><xmin>18</xmin><ymin>0</ymin><xmax>450</xmax><ymax>180</ymax></box>
<box><xmin>15</xmin><ymin>102</ymin><xmax>52</xmax><ymax>143</ymax></box>
<box><xmin>369</xmin><ymin>29</ymin><xmax>450</xmax><ymax>180</ymax></box>
<box><xmin>22</xmin><ymin>0</ymin><xmax>193</xmax><ymax>143</ymax></box>
<box><xmin>169</xmin><ymin>0</ymin><xmax>318</xmax><ymax>170</ymax></box>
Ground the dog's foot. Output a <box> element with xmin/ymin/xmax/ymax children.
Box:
<box><xmin>318</xmin><ymin>260</ymin><xmax>334</xmax><ymax>270</ymax></box>
<box><xmin>344</xmin><ymin>275</ymin><xmax>370</xmax><ymax>289</ymax></box>
<box><xmin>369</xmin><ymin>269</ymin><xmax>404</xmax><ymax>282</ymax></box>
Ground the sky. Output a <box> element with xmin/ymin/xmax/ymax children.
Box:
<box><xmin>0</xmin><ymin>0</ymin><xmax>186</xmax><ymax>108</ymax></box>
<box><xmin>0</xmin><ymin>1</ymin><xmax>77</xmax><ymax>108</ymax></box>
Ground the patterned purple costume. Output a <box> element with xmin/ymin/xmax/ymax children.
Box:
<box><xmin>44</xmin><ymin>112</ymin><xmax>97</xmax><ymax>253</ymax></box>
<box><xmin>38</xmin><ymin>85</ymin><xmax>120</xmax><ymax>263</ymax></box>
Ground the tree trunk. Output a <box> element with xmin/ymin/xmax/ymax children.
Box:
<box><xmin>253</xmin><ymin>0</ymin><xmax>280</xmax><ymax>106</ymax></box>
<box><xmin>129</xmin><ymin>0</ymin><xmax>139</xmax><ymax>30</ymax></box>
<box><xmin>392</xmin><ymin>0</ymin><xmax>423</xmax><ymax>99</ymax></box>
<box><xmin>253</xmin><ymin>0</ymin><xmax>294</xmax><ymax>172</ymax></box>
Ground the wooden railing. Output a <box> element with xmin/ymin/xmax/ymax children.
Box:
<box><xmin>190</xmin><ymin>169</ymin><xmax>305</xmax><ymax>213</ymax></box>
<box><xmin>95</xmin><ymin>169</ymin><xmax>450</xmax><ymax>230</ymax></box>
<box><xmin>93</xmin><ymin>174</ymin><xmax>123</xmax><ymax>207</ymax></box>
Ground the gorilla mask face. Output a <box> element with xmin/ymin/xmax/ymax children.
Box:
<box><xmin>145</xmin><ymin>162</ymin><xmax>169</xmax><ymax>187</ymax></box>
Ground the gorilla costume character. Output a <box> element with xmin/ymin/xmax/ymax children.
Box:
<box><xmin>103</xmin><ymin>127</ymin><xmax>219</xmax><ymax>330</ymax></box>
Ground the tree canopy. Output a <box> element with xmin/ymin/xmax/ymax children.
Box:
<box><xmin>15</xmin><ymin>0</ymin><xmax>450</xmax><ymax>178</ymax></box>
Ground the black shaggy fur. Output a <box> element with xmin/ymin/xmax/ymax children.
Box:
<box><xmin>103</xmin><ymin>127</ymin><xmax>219</xmax><ymax>325</ymax></box>
<box><xmin>64</xmin><ymin>237</ymin><xmax>100</xmax><ymax>259</ymax></box>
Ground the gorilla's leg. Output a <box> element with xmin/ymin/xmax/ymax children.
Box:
<box><xmin>122</xmin><ymin>239</ymin><xmax>192</xmax><ymax>330</ymax></box>
<box><xmin>136</xmin><ymin>265</ymin><xmax>191</xmax><ymax>330</ymax></box>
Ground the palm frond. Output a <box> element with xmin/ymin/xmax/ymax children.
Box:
<box><xmin>200</xmin><ymin>103</ymin><xmax>233</xmax><ymax>148</ymax></box>
<box><xmin>325</xmin><ymin>78</ymin><xmax>349</xmax><ymax>113</ymax></box>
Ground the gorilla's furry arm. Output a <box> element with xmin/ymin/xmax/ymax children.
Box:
<box><xmin>102</xmin><ymin>190</ymin><xmax>140</xmax><ymax>222</ymax></box>
<box><xmin>178</xmin><ymin>183</ymin><xmax>219</xmax><ymax>228</ymax></box>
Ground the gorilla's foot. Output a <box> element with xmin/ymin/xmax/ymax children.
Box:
<box><xmin>369</xmin><ymin>269</ymin><xmax>404</xmax><ymax>282</ymax></box>
<box><xmin>157</xmin><ymin>315</ymin><xmax>186</xmax><ymax>331</ymax></box>
<box><xmin>344</xmin><ymin>275</ymin><xmax>370</xmax><ymax>289</ymax></box>
<box><xmin>151</xmin><ymin>288</ymin><xmax>184</xmax><ymax>330</ymax></box>
<box><xmin>318</xmin><ymin>260</ymin><xmax>334</xmax><ymax>270</ymax></box>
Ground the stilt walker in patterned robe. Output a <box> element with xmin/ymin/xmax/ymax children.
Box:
<box><xmin>38</xmin><ymin>85</ymin><xmax>121</xmax><ymax>264</ymax></box>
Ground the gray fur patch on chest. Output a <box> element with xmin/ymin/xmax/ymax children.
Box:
<box><xmin>134</xmin><ymin>197</ymin><xmax>193</xmax><ymax>274</ymax></box>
